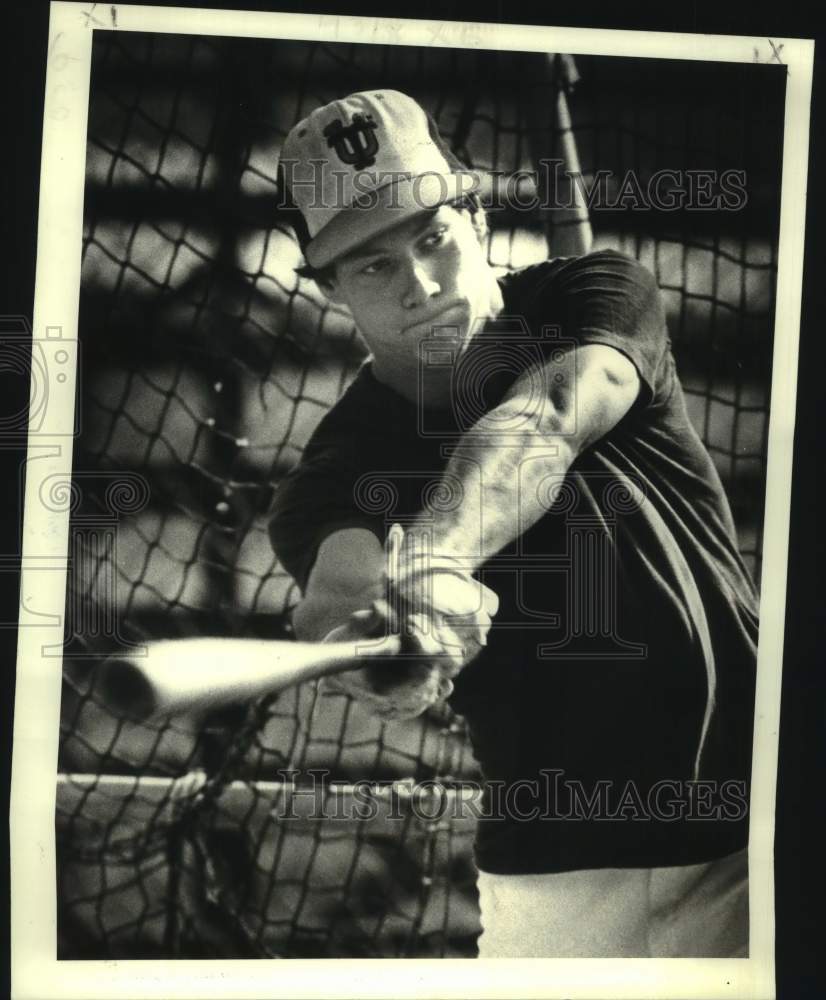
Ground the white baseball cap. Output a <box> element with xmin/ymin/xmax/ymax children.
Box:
<box><xmin>278</xmin><ymin>90</ymin><xmax>480</xmax><ymax>269</ymax></box>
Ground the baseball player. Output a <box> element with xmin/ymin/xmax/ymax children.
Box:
<box><xmin>269</xmin><ymin>90</ymin><xmax>757</xmax><ymax>957</ymax></box>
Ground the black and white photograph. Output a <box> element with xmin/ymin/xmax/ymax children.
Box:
<box><xmin>8</xmin><ymin>3</ymin><xmax>815</xmax><ymax>998</ymax></box>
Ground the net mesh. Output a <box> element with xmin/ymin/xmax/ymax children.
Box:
<box><xmin>57</xmin><ymin>33</ymin><xmax>783</xmax><ymax>958</ymax></box>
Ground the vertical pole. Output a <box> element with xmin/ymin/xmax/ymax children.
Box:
<box><xmin>526</xmin><ymin>53</ymin><xmax>593</xmax><ymax>258</ymax></box>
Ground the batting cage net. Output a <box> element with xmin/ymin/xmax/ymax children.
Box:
<box><xmin>57</xmin><ymin>32</ymin><xmax>783</xmax><ymax>958</ymax></box>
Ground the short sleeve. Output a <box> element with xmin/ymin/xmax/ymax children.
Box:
<box><xmin>512</xmin><ymin>250</ymin><xmax>670</xmax><ymax>407</ymax></box>
<box><xmin>269</xmin><ymin>450</ymin><xmax>384</xmax><ymax>594</ymax></box>
<box><xmin>268</xmin><ymin>365</ymin><xmax>400</xmax><ymax>592</ymax></box>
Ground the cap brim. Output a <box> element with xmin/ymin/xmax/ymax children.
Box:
<box><xmin>304</xmin><ymin>171</ymin><xmax>480</xmax><ymax>270</ymax></box>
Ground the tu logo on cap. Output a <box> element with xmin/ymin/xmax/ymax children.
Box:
<box><xmin>324</xmin><ymin>113</ymin><xmax>379</xmax><ymax>170</ymax></box>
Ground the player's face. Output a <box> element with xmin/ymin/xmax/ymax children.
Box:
<box><xmin>324</xmin><ymin>204</ymin><xmax>501</xmax><ymax>381</ymax></box>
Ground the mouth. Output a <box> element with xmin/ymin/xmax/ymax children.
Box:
<box><xmin>402</xmin><ymin>301</ymin><xmax>470</xmax><ymax>336</ymax></box>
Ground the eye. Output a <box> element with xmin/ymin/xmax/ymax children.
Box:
<box><xmin>424</xmin><ymin>226</ymin><xmax>448</xmax><ymax>247</ymax></box>
<box><xmin>360</xmin><ymin>258</ymin><xmax>386</xmax><ymax>276</ymax></box>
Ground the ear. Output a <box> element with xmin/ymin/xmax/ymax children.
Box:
<box><xmin>310</xmin><ymin>266</ymin><xmax>347</xmax><ymax>303</ymax></box>
<box><xmin>318</xmin><ymin>275</ymin><xmax>346</xmax><ymax>304</ymax></box>
<box><xmin>296</xmin><ymin>259</ymin><xmax>345</xmax><ymax>302</ymax></box>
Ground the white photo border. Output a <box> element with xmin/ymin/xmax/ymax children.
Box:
<box><xmin>11</xmin><ymin>3</ymin><xmax>814</xmax><ymax>998</ymax></box>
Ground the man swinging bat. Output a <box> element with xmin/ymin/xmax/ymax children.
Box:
<box><xmin>265</xmin><ymin>89</ymin><xmax>758</xmax><ymax>957</ymax></box>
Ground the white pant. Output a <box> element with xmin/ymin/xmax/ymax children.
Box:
<box><xmin>476</xmin><ymin>847</ymin><xmax>749</xmax><ymax>957</ymax></box>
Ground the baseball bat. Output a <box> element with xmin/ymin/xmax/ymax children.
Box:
<box><xmin>97</xmin><ymin>634</ymin><xmax>402</xmax><ymax>723</ymax></box>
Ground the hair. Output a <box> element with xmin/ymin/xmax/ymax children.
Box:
<box><xmin>290</xmin><ymin>193</ymin><xmax>489</xmax><ymax>287</ymax></box>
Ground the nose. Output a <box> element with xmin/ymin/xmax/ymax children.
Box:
<box><xmin>401</xmin><ymin>259</ymin><xmax>441</xmax><ymax>310</ymax></box>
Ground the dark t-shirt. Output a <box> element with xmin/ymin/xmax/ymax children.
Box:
<box><xmin>269</xmin><ymin>250</ymin><xmax>758</xmax><ymax>874</ymax></box>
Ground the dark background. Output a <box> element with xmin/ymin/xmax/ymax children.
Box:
<box><xmin>4</xmin><ymin>0</ymin><xmax>824</xmax><ymax>994</ymax></box>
